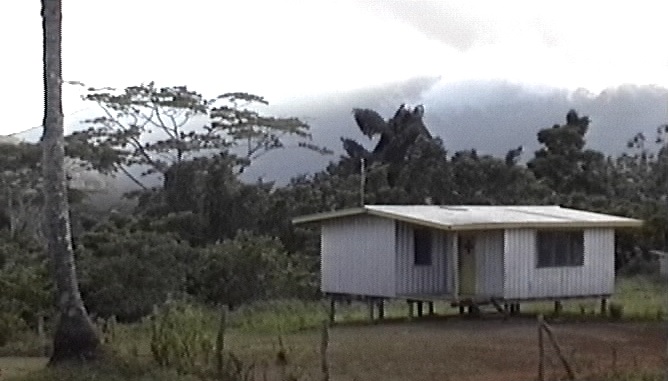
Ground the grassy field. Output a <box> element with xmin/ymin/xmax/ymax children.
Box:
<box><xmin>1</xmin><ymin>275</ymin><xmax>665</xmax><ymax>381</ymax></box>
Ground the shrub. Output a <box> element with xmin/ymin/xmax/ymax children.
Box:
<box><xmin>77</xmin><ymin>228</ymin><xmax>196</xmax><ymax>322</ymax></box>
<box><xmin>187</xmin><ymin>232</ymin><xmax>315</xmax><ymax>309</ymax></box>
<box><xmin>0</xmin><ymin>311</ymin><xmax>27</xmax><ymax>346</ymax></box>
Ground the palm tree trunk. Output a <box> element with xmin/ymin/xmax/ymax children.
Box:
<box><xmin>42</xmin><ymin>0</ymin><xmax>100</xmax><ymax>364</ymax></box>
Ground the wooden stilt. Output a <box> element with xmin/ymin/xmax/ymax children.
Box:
<box><xmin>378</xmin><ymin>299</ymin><xmax>385</xmax><ymax>320</ymax></box>
<box><xmin>428</xmin><ymin>301</ymin><xmax>435</xmax><ymax>316</ymax></box>
<box><xmin>459</xmin><ymin>305</ymin><xmax>465</xmax><ymax>315</ymax></box>
<box><xmin>417</xmin><ymin>301</ymin><xmax>424</xmax><ymax>317</ymax></box>
<box><xmin>408</xmin><ymin>300</ymin><xmax>415</xmax><ymax>319</ymax></box>
<box><xmin>600</xmin><ymin>298</ymin><xmax>608</xmax><ymax>316</ymax></box>
<box><xmin>554</xmin><ymin>301</ymin><xmax>562</xmax><ymax>316</ymax></box>
<box><xmin>367</xmin><ymin>298</ymin><xmax>375</xmax><ymax>322</ymax></box>
<box><xmin>328</xmin><ymin>296</ymin><xmax>336</xmax><ymax>324</ymax></box>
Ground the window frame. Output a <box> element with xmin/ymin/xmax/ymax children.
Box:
<box><xmin>535</xmin><ymin>229</ymin><xmax>585</xmax><ymax>268</ymax></box>
<box><xmin>413</xmin><ymin>227</ymin><xmax>433</xmax><ymax>266</ymax></box>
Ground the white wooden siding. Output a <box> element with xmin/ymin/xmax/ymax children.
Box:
<box><xmin>474</xmin><ymin>230</ymin><xmax>505</xmax><ymax>297</ymax></box>
<box><xmin>320</xmin><ymin>215</ymin><xmax>396</xmax><ymax>297</ymax></box>
<box><xmin>395</xmin><ymin>222</ymin><xmax>450</xmax><ymax>295</ymax></box>
<box><xmin>503</xmin><ymin>228</ymin><xmax>615</xmax><ymax>299</ymax></box>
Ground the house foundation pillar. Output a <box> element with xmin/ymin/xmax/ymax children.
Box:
<box><xmin>367</xmin><ymin>298</ymin><xmax>375</xmax><ymax>322</ymax></box>
<box><xmin>553</xmin><ymin>301</ymin><xmax>563</xmax><ymax>316</ymax></box>
<box><xmin>378</xmin><ymin>299</ymin><xmax>385</xmax><ymax>320</ymax></box>
<box><xmin>328</xmin><ymin>296</ymin><xmax>336</xmax><ymax>324</ymax></box>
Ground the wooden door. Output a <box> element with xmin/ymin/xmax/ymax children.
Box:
<box><xmin>458</xmin><ymin>233</ymin><xmax>476</xmax><ymax>295</ymax></box>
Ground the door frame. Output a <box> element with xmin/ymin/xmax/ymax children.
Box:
<box><xmin>458</xmin><ymin>232</ymin><xmax>477</xmax><ymax>296</ymax></box>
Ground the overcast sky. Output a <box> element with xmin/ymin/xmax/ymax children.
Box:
<box><xmin>2</xmin><ymin>0</ymin><xmax>666</xmax><ymax>137</ymax></box>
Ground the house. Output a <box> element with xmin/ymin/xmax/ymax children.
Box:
<box><xmin>292</xmin><ymin>205</ymin><xmax>643</xmax><ymax>319</ymax></box>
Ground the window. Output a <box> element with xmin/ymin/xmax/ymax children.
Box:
<box><xmin>414</xmin><ymin>228</ymin><xmax>432</xmax><ymax>266</ymax></box>
<box><xmin>536</xmin><ymin>230</ymin><xmax>584</xmax><ymax>268</ymax></box>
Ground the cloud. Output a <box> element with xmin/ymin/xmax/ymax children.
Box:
<box><xmin>252</xmin><ymin>80</ymin><xmax>668</xmax><ymax>184</ymax></box>
<box><xmin>354</xmin><ymin>1</ymin><xmax>483</xmax><ymax>51</ymax></box>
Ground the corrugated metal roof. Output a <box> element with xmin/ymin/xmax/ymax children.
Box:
<box><xmin>292</xmin><ymin>205</ymin><xmax>643</xmax><ymax>230</ymax></box>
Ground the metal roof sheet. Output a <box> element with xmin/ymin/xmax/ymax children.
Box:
<box><xmin>292</xmin><ymin>205</ymin><xmax>643</xmax><ymax>230</ymax></box>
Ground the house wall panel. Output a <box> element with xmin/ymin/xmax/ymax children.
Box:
<box><xmin>395</xmin><ymin>222</ymin><xmax>450</xmax><ymax>295</ymax></box>
<box><xmin>474</xmin><ymin>230</ymin><xmax>505</xmax><ymax>297</ymax></box>
<box><xmin>320</xmin><ymin>215</ymin><xmax>396</xmax><ymax>297</ymax></box>
<box><xmin>503</xmin><ymin>228</ymin><xmax>615</xmax><ymax>299</ymax></box>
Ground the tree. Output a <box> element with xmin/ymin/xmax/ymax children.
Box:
<box><xmin>41</xmin><ymin>0</ymin><xmax>100</xmax><ymax>363</ymax></box>
<box><xmin>342</xmin><ymin>104</ymin><xmax>433</xmax><ymax>186</ymax></box>
<box><xmin>528</xmin><ymin>109</ymin><xmax>611</xmax><ymax>196</ymax></box>
<box><xmin>70</xmin><ymin>84</ymin><xmax>330</xmax><ymax>188</ymax></box>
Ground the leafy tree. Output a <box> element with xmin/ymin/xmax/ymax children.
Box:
<box><xmin>342</xmin><ymin>104</ymin><xmax>433</xmax><ymax>186</ymax></box>
<box><xmin>134</xmin><ymin>153</ymin><xmax>273</xmax><ymax>245</ymax></box>
<box><xmin>187</xmin><ymin>232</ymin><xmax>305</xmax><ymax>309</ymax></box>
<box><xmin>210</xmin><ymin>92</ymin><xmax>331</xmax><ymax>172</ymax></box>
<box><xmin>528</xmin><ymin>110</ymin><xmax>613</xmax><ymax>197</ymax></box>
<box><xmin>41</xmin><ymin>0</ymin><xmax>100</xmax><ymax>363</ymax></box>
<box><xmin>70</xmin><ymin>84</ymin><xmax>329</xmax><ymax>188</ymax></box>
<box><xmin>449</xmin><ymin>149</ymin><xmax>551</xmax><ymax>205</ymax></box>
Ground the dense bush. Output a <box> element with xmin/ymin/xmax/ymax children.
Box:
<box><xmin>77</xmin><ymin>228</ymin><xmax>196</xmax><ymax>322</ymax></box>
<box><xmin>186</xmin><ymin>232</ymin><xmax>316</xmax><ymax>308</ymax></box>
<box><xmin>0</xmin><ymin>233</ymin><xmax>52</xmax><ymax>333</ymax></box>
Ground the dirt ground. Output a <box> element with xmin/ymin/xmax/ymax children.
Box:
<box><xmin>0</xmin><ymin>317</ymin><xmax>664</xmax><ymax>381</ymax></box>
<box><xmin>0</xmin><ymin>357</ymin><xmax>47</xmax><ymax>380</ymax></box>
<box><xmin>233</xmin><ymin>316</ymin><xmax>666</xmax><ymax>381</ymax></box>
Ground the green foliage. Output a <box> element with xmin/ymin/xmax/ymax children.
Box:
<box><xmin>149</xmin><ymin>300</ymin><xmax>254</xmax><ymax>380</ymax></box>
<box><xmin>0</xmin><ymin>311</ymin><xmax>28</xmax><ymax>346</ymax></box>
<box><xmin>211</xmin><ymin>92</ymin><xmax>331</xmax><ymax>171</ymax></box>
<box><xmin>187</xmin><ymin>232</ymin><xmax>312</xmax><ymax>308</ymax></box>
<box><xmin>0</xmin><ymin>233</ymin><xmax>52</xmax><ymax>329</ymax></box>
<box><xmin>528</xmin><ymin>109</ymin><xmax>612</xmax><ymax>196</ymax></box>
<box><xmin>157</xmin><ymin>153</ymin><xmax>273</xmax><ymax>243</ymax></box>
<box><xmin>77</xmin><ymin>227</ymin><xmax>195</xmax><ymax>321</ymax></box>
<box><xmin>71</xmin><ymin>82</ymin><xmax>329</xmax><ymax>189</ymax></box>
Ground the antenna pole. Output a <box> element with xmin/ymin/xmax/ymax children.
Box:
<box><xmin>360</xmin><ymin>158</ymin><xmax>366</xmax><ymax>207</ymax></box>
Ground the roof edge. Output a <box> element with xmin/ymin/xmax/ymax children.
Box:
<box><xmin>291</xmin><ymin>205</ymin><xmax>644</xmax><ymax>230</ymax></box>
<box><xmin>291</xmin><ymin>207</ymin><xmax>368</xmax><ymax>225</ymax></box>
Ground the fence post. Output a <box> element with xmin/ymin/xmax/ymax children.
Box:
<box><xmin>321</xmin><ymin>320</ymin><xmax>330</xmax><ymax>381</ymax></box>
<box><xmin>542</xmin><ymin>319</ymin><xmax>576</xmax><ymax>380</ymax></box>
<box><xmin>37</xmin><ymin>314</ymin><xmax>48</xmax><ymax>357</ymax></box>
<box><xmin>538</xmin><ymin>314</ymin><xmax>545</xmax><ymax>381</ymax></box>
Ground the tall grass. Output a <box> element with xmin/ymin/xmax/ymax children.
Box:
<box><xmin>527</xmin><ymin>275</ymin><xmax>666</xmax><ymax>321</ymax></box>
